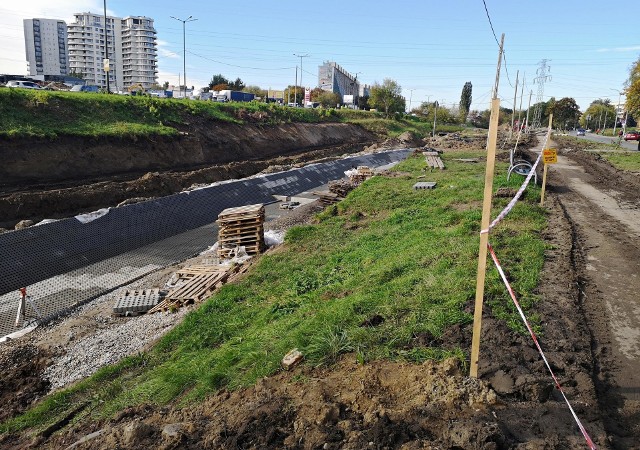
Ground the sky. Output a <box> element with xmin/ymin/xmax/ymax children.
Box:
<box><xmin>0</xmin><ymin>0</ymin><xmax>636</xmax><ymax>112</ymax></box>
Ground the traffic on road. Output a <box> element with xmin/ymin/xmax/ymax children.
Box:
<box><xmin>572</xmin><ymin>129</ymin><xmax>639</xmax><ymax>151</ymax></box>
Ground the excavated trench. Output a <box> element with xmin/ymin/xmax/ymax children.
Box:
<box><xmin>0</xmin><ymin>122</ymin><xmax>380</xmax><ymax>228</ymax></box>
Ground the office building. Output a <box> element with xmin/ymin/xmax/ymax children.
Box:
<box><xmin>67</xmin><ymin>12</ymin><xmax>157</xmax><ymax>91</ymax></box>
<box><xmin>23</xmin><ymin>19</ymin><xmax>68</xmax><ymax>76</ymax></box>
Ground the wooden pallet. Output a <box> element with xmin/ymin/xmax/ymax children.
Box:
<box><xmin>424</xmin><ymin>151</ymin><xmax>445</xmax><ymax>169</ymax></box>
<box><xmin>175</xmin><ymin>265</ymin><xmax>229</xmax><ymax>281</ymax></box>
<box><xmin>217</xmin><ymin>204</ymin><xmax>265</xmax><ymax>259</ymax></box>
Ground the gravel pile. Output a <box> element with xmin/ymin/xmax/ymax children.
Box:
<box><xmin>44</xmin><ymin>308</ymin><xmax>188</xmax><ymax>390</ymax></box>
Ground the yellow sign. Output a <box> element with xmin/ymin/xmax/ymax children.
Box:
<box><xmin>542</xmin><ymin>148</ymin><xmax>557</xmax><ymax>164</ymax></box>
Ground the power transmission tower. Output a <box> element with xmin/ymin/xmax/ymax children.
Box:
<box><xmin>531</xmin><ymin>59</ymin><xmax>551</xmax><ymax>129</ymax></box>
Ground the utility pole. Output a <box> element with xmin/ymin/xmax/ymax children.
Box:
<box><xmin>516</xmin><ymin>75</ymin><xmax>525</xmax><ymax>131</ymax></box>
<box><xmin>171</xmin><ymin>15</ymin><xmax>198</xmax><ymax>98</ymax></box>
<box><xmin>294</xmin><ymin>53</ymin><xmax>309</xmax><ymax>106</ymax></box>
<box><xmin>532</xmin><ymin>60</ymin><xmax>551</xmax><ymax>129</ymax></box>
<box><xmin>524</xmin><ymin>90</ymin><xmax>533</xmax><ymax>132</ymax></box>
<box><xmin>103</xmin><ymin>0</ymin><xmax>110</xmax><ymax>93</ymax></box>
<box><xmin>432</xmin><ymin>101</ymin><xmax>438</xmax><ymax>137</ymax></box>
<box><xmin>408</xmin><ymin>89</ymin><xmax>414</xmax><ymax>113</ymax></box>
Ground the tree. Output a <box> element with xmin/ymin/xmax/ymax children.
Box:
<box><xmin>68</xmin><ymin>70</ymin><xmax>84</xmax><ymax>80</ymax></box>
<box><xmin>459</xmin><ymin>82</ymin><xmax>472</xmax><ymax>123</ymax></box>
<box><xmin>580</xmin><ymin>99</ymin><xmax>616</xmax><ymax>130</ymax></box>
<box><xmin>625</xmin><ymin>57</ymin><xmax>640</xmax><ymax>123</ymax></box>
<box><xmin>315</xmin><ymin>91</ymin><xmax>342</xmax><ymax>108</ymax></box>
<box><xmin>243</xmin><ymin>85</ymin><xmax>267</xmax><ymax>99</ymax></box>
<box><xmin>550</xmin><ymin>97</ymin><xmax>581</xmax><ymax>130</ymax></box>
<box><xmin>209</xmin><ymin>74</ymin><xmax>229</xmax><ymax>90</ymax></box>
<box><xmin>162</xmin><ymin>81</ymin><xmax>169</xmax><ymax>90</ymax></box>
<box><xmin>369</xmin><ymin>78</ymin><xmax>404</xmax><ymax>117</ymax></box>
<box><xmin>228</xmin><ymin>77</ymin><xmax>245</xmax><ymax>91</ymax></box>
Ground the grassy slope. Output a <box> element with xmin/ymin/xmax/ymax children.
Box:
<box><xmin>1</xmin><ymin>151</ymin><xmax>546</xmax><ymax>434</ymax></box>
<box><xmin>0</xmin><ymin>89</ymin><xmax>458</xmax><ymax>139</ymax></box>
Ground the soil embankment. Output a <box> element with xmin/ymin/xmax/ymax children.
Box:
<box><xmin>0</xmin><ymin>122</ymin><xmax>376</xmax><ymax>227</ymax></box>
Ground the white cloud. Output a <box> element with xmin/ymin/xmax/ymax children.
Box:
<box><xmin>597</xmin><ymin>45</ymin><xmax>640</xmax><ymax>53</ymax></box>
<box><xmin>157</xmin><ymin>40</ymin><xmax>179</xmax><ymax>59</ymax></box>
<box><xmin>0</xmin><ymin>1</ymin><xmax>106</xmax><ymax>74</ymax></box>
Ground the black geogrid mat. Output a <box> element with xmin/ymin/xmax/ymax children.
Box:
<box><xmin>0</xmin><ymin>150</ymin><xmax>410</xmax><ymax>336</ymax></box>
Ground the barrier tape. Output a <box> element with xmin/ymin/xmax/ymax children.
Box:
<box><xmin>487</xmin><ymin>242</ymin><xmax>597</xmax><ymax>449</ymax></box>
<box><xmin>484</xmin><ymin>128</ymin><xmax>551</xmax><ymax>234</ymax></box>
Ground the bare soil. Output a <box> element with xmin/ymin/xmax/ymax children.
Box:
<box><xmin>1</xmin><ymin>132</ymin><xmax>639</xmax><ymax>449</ymax></box>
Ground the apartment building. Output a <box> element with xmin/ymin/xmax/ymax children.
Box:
<box><xmin>23</xmin><ymin>19</ymin><xmax>68</xmax><ymax>76</ymax></box>
<box><xmin>67</xmin><ymin>12</ymin><xmax>157</xmax><ymax>91</ymax></box>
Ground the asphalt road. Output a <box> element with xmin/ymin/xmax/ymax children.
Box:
<box><xmin>571</xmin><ymin>130</ymin><xmax>640</xmax><ymax>151</ymax></box>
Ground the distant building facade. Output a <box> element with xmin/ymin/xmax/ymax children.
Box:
<box><xmin>67</xmin><ymin>12</ymin><xmax>157</xmax><ymax>91</ymax></box>
<box><xmin>318</xmin><ymin>61</ymin><xmax>360</xmax><ymax>99</ymax></box>
<box><xmin>23</xmin><ymin>19</ymin><xmax>68</xmax><ymax>76</ymax></box>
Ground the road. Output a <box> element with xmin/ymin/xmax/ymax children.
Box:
<box><xmin>570</xmin><ymin>130</ymin><xmax>640</xmax><ymax>151</ymax></box>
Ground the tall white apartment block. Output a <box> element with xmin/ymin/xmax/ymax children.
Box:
<box><xmin>23</xmin><ymin>19</ymin><xmax>69</xmax><ymax>76</ymax></box>
<box><xmin>67</xmin><ymin>12</ymin><xmax>157</xmax><ymax>91</ymax></box>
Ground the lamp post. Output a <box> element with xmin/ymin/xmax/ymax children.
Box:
<box><xmin>610</xmin><ymin>88</ymin><xmax>623</xmax><ymax>137</ymax></box>
<box><xmin>171</xmin><ymin>15</ymin><xmax>198</xmax><ymax>98</ymax></box>
<box><xmin>293</xmin><ymin>53</ymin><xmax>309</xmax><ymax>106</ymax></box>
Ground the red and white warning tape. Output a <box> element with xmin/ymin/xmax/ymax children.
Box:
<box><xmin>487</xmin><ymin>242</ymin><xmax>597</xmax><ymax>449</ymax></box>
<box><xmin>481</xmin><ymin>131</ymin><xmax>550</xmax><ymax>234</ymax></box>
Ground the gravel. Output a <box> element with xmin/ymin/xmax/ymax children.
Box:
<box><xmin>43</xmin><ymin>308</ymin><xmax>189</xmax><ymax>390</ymax></box>
<box><xmin>35</xmin><ymin>198</ymin><xmax>322</xmax><ymax>391</ymax></box>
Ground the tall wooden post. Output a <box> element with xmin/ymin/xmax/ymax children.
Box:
<box><xmin>470</xmin><ymin>34</ymin><xmax>504</xmax><ymax>378</ymax></box>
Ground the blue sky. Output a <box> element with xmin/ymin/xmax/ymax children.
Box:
<box><xmin>0</xmin><ymin>0</ymin><xmax>635</xmax><ymax>111</ymax></box>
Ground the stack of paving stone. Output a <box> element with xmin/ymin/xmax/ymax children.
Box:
<box><xmin>313</xmin><ymin>191</ymin><xmax>341</xmax><ymax>206</ymax></box>
<box><xmin>216</xmin><ymin>204</ymin><xmax>266</xmax><ymax>259</ymax></box>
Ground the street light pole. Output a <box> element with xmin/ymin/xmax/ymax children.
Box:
<box><xmin>610</xmin><ymin>88</ymin><xmax>622</xmax><ymax>137</ymax></box>
<box><xmin>171</xmin><ymin>15</ymin><xmax>197</xmax><ymax>98</ymax></box>
<box><xmin>293</xmin><ymin>53</ymin><xmax>309</xmax><ymax>106</ymax></box>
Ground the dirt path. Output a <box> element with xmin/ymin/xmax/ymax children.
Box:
<box><xmin>549</xmin><ymin>148</ymin><xmax>640</xmax><ymax>448</ymax></box>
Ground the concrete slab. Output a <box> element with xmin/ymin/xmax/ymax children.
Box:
<box><xmin>413</xmin><ymin>182</ymin><xmax>437</xmax><ymax>190</ymax></box>
<box><xmin>113</xmin><ymin>288</ymin><xmax>161</xmax><ymax>315</ymax></box>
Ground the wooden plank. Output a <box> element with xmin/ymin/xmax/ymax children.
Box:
<box><xmin>167</xmin><ymin>271</ymin><xmax>229</xmax><ymax>303</ymax></box>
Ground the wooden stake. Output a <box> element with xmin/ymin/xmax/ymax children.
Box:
<box><xmin>539</xmin><ymin>164</ymin><xmax>549</xmax><ymax>206</ymax></box>
<box><xmin>470</xmin><ymin>33</ymin><xmax>504</xmax><ymax>378</ymax></box>
<box><xmin>539</xmin><ymin>114</ymin><xmax>554</xmax><ymax>206</ymax></box>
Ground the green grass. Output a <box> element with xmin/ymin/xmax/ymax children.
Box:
<box><xmin>0</xmin><ymin>89</ymin><xmax>461</xmax><ymax>139</ymax></box>
<box><xmin>600</xmin><ymin>151</ymin><xmax>640</xmax><ymax>172</ymax></box>
<box><xmin>0</xmin><ymin>150</ymin><xmax>547</xmax><ymax>434</ymax></box>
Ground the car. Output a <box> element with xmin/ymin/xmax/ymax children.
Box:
<box><xmin>576</xmin><ymin>128</ymin><xmax>586</xmax><ymax>136</ymax></box>
<box><xmin>623</xmin><ymin>131</ymin><xmax>640</xmax><ymax>141</ymax></box>
<box><xmin>6</xmin><ymin>80</ymin><xmax>42</xmax><ymax>89</ymax></box>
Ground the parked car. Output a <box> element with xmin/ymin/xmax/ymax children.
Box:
<box><xmin>623</xmin><ymin>131</ymin><xmax>640</xmax><ymax>141</ymax></box>
<box><xmin>6</xmin><ymin>80</ymin><xmax>42</xmax><ymax>89</ymax></box>
<box><xmin>576</xmin><ymin>128</ymin><xmax>586</xmax><ymax>136</ymax></box>
<box><xmin>70</xmin><ymin>85</ymin><xmax>99</xmax><ymax>93</ymax></box>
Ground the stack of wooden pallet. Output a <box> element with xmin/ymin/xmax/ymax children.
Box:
<box><xmin>424</xmin><ymin>151</ymin><xmax>445</xmax><ymax>169</ymax></box>
<box><xmin>313</xmin><ymin>191</ymin><xmax>341</xmax><ymax>206</ymax></box>
<box><xmin>349</xmin><ymin>166</ymin><xmax>374</xmax><ymax>185</ymax></box>
<box><xmin>217</xmin><ymin>204</ymin><xmax>266</xmax><ymax>259</ymax></box>
<box><xmin>328</xmin><ymin>180</ymin><xmax>354</xmax><ymax>197</ymax></box>
<box><xmin>148</xmin><ymin>264</ymin><xmax>245</xmax><ymax>313</ymax></box>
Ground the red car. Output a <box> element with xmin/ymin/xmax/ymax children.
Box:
<box><xmin>623</xmin><ymin>131</ymin><xmax>640</xmax><ymax>141</ymax></box>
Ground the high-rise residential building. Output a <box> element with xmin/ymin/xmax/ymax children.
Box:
<box><xmin>67</xmin><ymin>12</ymin><xmax>157</xmax><ymax>91</ymax></box>
<box><xmin>23</xmin><ymin>19</ymin><xmax>69</xmax><ymax>76</ymax></box>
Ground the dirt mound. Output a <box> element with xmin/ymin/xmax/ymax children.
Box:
<box><xmin>29</xmin><ymin>358</ymin><xmax>509</xmax><ymax>450</ymax></box>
